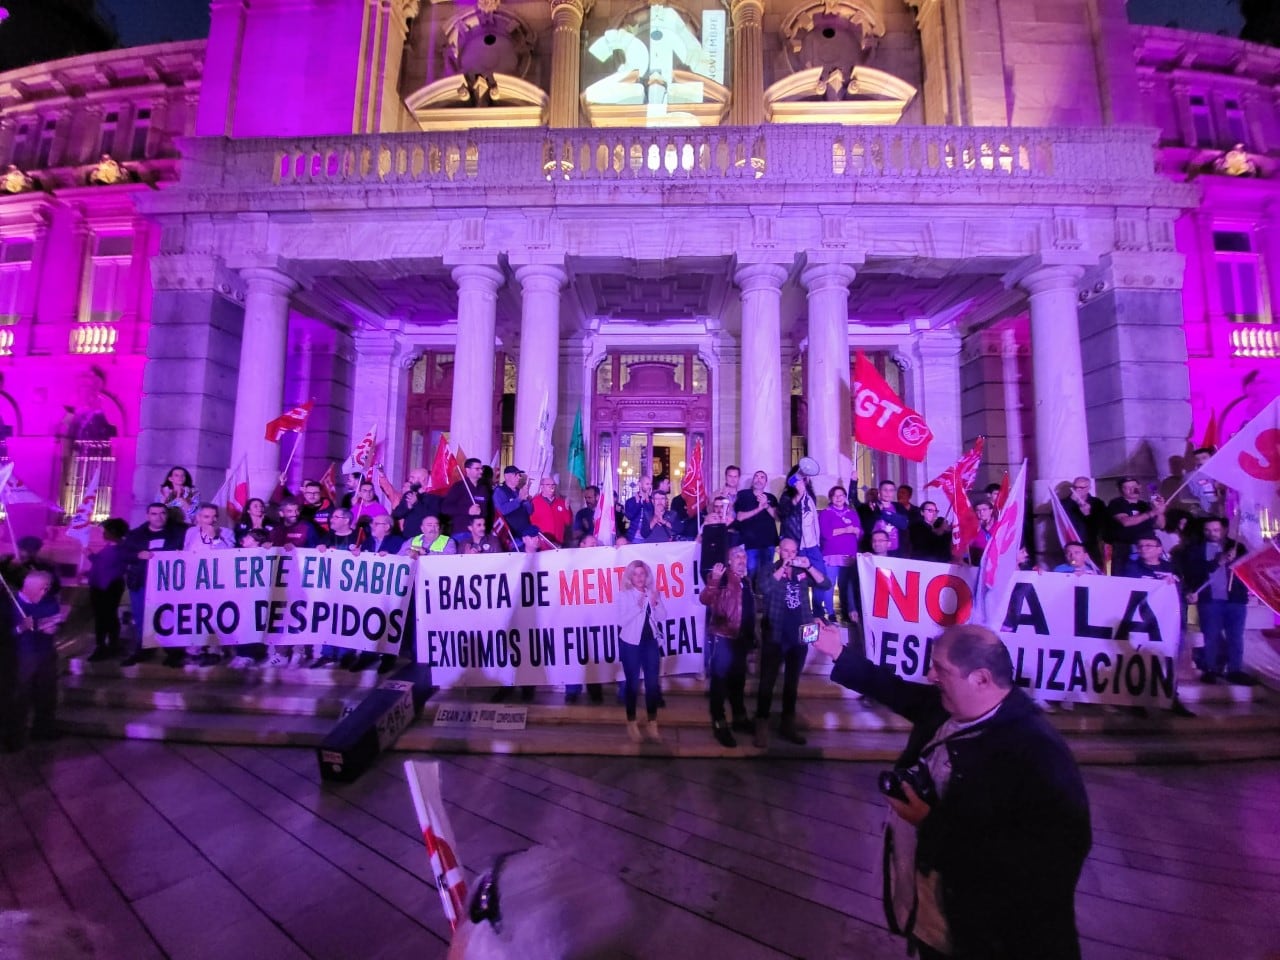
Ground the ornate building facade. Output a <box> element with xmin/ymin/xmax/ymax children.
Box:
<box><xmin>0</xmin><ymin>0</ymin><xmax>1274</xmax><ymax>550</ymax></box>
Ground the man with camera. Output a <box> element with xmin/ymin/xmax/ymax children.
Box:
<box><xmin>813</xmin><ymin>624</ymin><xmax>1091</xmax><ymax>960</ymax></box>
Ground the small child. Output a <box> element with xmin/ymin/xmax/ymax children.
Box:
<box><xmin>86</xmin><ymin>518</ymin><xmax>130</xmax><ymax>661</ymax></box>
<box><xmin>3</xmin><ymin>570</ymin><xmax>66</xmax><ymax>750</ymax></box>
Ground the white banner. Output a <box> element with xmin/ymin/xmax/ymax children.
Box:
<box><xmin>417</xmin><ymin>542</ymin><xmax>704</xmax><ymax>686</ymax></box>
<box><xmin>143</xmin><ymin>548</ymin><xmax>413</xmax><ymax>654</ymax></box>
<box><xmin>857</xmin><ymin>555</ymin><xmax>1181</xmax><ymax>707</ymax></box>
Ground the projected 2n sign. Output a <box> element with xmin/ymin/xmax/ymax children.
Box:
<box><xmin>584</xmin><ymin>6</ymin><xmax>725</xmax><ymax>122</ymax></box>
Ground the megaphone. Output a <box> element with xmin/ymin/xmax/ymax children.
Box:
<box><xmin>798</xmin><ymin>457</ymin><xmax>820</xmax><ymax>477</ymax></box>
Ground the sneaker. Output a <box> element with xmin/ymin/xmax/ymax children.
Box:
<box><xmin>712</xmin><ymin>723</ymin><xmax>737</xmax><ymax>748</ymax></box>
<box><xmin>626</xmin><ymin>720</ymin><xmax>643</xmax><ymax>743</ymax></box>
<box><xmin>227</xmin><ymin>656</ymin><xmax>255</xmax><ymax>670</ymax></box>
<box><xmin>777</xmin><ymin>721</ymin><xmax>807</xmax><ymax>746</ymax></box>
<box><xmin>348</xmin><ymin>653</ymin><xmax>380</xmax><ymax>672</ymax></box>
<box><xmin>196</xmin><ymin>652</ymin><xmax>223</xmax><ymax>668</ymax></box>
<box><xmin>120</xmin><ymin>653</ymin><xmax>143</xmax><ymax>668</ymax></box>
<box><xmin>310</xmin><ymin>656</ymin><xmax>338</xmax><ymax>670</ymax></box>
<box><xmin>731</xmin><ymin>717</ymin><xmax>754</xmax><ymax>736</ymax></box>
<box><xmin>1199</xmin><ymin>671</ymin><xmax>1220</xmax><ymax>685</ymax></box>
<box><xmin>1226</xmin><ymin>671</ymin><xmax>1260</xmax><ymax>687</ymax></box>
<box><xmin>267</xmin><ymin>652</ymin><xmax>289</xmax><ymax>668</ymax></box>
<box><xmin>644</xmin><ymin>720</ymin><xmax>662</xmax><ymax>743</ymax></box>
<box><xmin>376</xmin><ymin>655</ymin><xmax>398</xmax><ymax>675</ymax></box>
<box><xmin>288</xmin><ymin>650</ymin><xmax>309</xmax><ymax>669</ymax></box>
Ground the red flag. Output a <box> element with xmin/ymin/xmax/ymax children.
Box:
<box><xmin>265</xmin><ymin>400</ymin><xmax>313</xmax><ymax>442</ymax></box>
<box><xmin>993</xmin><ymin>470</ymin><xmax>1011</xmax><ymax>512</ymax></box>
<box><xmin>950</xmin><ymin>475</ymin><xmax>979</xmax><ymax>560</ymax></box>
<box><xmin>927</xmin><ymin>437</ymin><xmax>985</xmax><ymax>502</ymax></box>
<box><xmin>426</xmin><ymin>434</ymin><xmax>458</xmax><ymax>495</ymax></box>
<box><xmin>853</xmin><ymin>351</ymin><xmax>933</xmax><ymax>462</ymax></box>
<box><xmin>1200</xmin><ymin>409</ymin><xmax>1219</xmax><ymax>451</ymax></box>
<box><xmin>1231</xmin><ymin>546</ymin><xmax>1280</xmax><ymax>615</ymax></box>
<box><xmin>682</xmin><ymin>439</ymin><xmax>707</xmax><ymax>510</ymax></box>
<box><xmin>319</xmin><ymin>463</ymin><xmax>338</xmax><ymax>505</ymax></box>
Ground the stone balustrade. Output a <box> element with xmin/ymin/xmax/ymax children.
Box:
<box><xmin>182</xmin><ymin>124</ymin><xmax>1167</xmax><ymax>194</ymax></box>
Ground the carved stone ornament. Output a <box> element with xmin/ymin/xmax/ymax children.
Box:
<box><xmin>0</xmin><ymin>164</ymin><xmax>34</xmax><ymax>194</ymax></box>
<box><xmin>781</xmin><ymin>0</ymin><xmax>884</xmax><ymax>101</ymax></box>
<box><xmin>443</xmin><ymin>7</ymin><xmax>536</xmax><ymax>82</ymax></box>
<box><xmin>1212</xmin><ymin>144</ymin><xmax>1260</xmax><ymax>178</ymax></box>
<box><xmin>87</xmin><ymin>154</ymin><xmax>129</xmax><ymax>186</ymax></box>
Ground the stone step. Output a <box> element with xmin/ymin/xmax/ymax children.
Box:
<box><xmin>57</xmin><ymin>705</ymin><xmax>1280</xmax><ymax>765</ymax></box>
<box><xmin>66</xmin><ymin>657</ymin><xmax>383</xmax><ymax>689</ymax></box>
<box><xmin>60</xmin><ymin>674</ymin><xmax>361</xmax><ymax>718</ymax></box>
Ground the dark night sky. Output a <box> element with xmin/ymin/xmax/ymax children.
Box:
<box><xmin>96</xmin><ymin>0</ymin><xmax>1243</xmax><ymax>48</ymax></box>
<box><xmin>99</xmin><ymin>0</ymin><xmax>210</xmax><ymax>46</ymax></box>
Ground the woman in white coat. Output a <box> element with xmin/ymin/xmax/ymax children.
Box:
<box><xmin>617</xmin><ymin>558</ymin><xmax>667</xmax><ymax>743</ymax></box>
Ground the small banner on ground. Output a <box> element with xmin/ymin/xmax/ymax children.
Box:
<box><xmin>417</xmin><ymin>541</ymin><xmax>703</xmax><ymax>686</ymax></box>
<box><xmin>857</xmin><ymin>555</ymin><xmax>1180</xmax><ymax>707</ymax></box>
<box><xmin>143</xmin><ymin>548</ymin><xmax>413</xmax><ymax>653</ymax></box>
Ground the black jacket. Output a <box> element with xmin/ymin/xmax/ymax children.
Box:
<box><xmin>830</xmin><ymin>648</ymin><xmax>1091</xmax><ymax>960</ymax></box>
<box><xmin>1179</xmin><ymin>538</ymin><xmax>1249</xmax><ymax>603</ymax></box>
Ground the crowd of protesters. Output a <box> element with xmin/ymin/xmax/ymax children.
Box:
<box><xmin>0</xmin><ymin>445</ymin><xmax>1264</xmax><ymax>751</ymax></box>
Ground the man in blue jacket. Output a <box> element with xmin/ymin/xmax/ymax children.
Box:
<box><xmin>814</xmin><ymin>623</ymin><xmax>1091</xmax><ymax>960</ymax></box>
<box><xmin>1181</xmin><ymin>517</ymin><xmax>1258</xmax><ymax>685</ymax></box>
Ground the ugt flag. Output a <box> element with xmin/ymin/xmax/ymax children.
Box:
<box><xmin>265</xmin><ymin>400</ymin><xmax>313</xmax><ymax>442</ymax></box>
<box><xmin>853</xmin><ymin>351</ymin><xmax>933</xmax><ymax>462</ymax></box>
<box><xmin>1197</xmin><ymin>396</ymin><xmax>1280</xmax><ymax>509</ymax></box>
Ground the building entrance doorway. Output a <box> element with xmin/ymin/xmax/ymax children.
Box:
<box><xmin>592</xmin><ymin>351</ymin><xmax>711</xmax><ymax>500</ymax></box>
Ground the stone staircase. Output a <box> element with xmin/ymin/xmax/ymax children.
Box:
<box><xmin>55</xmin><ymin>651</ymin><xmax>1280</xmax><ymax>765</ymax></box>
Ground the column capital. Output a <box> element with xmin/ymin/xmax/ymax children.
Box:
<box><xmin>514</xmin><ymin>263</ymin><xmax>568</xmax><ymax>293</ymax></box>
<box><xmin>240</xmin><ymin>266</ymin><xmax>298</xmax><ymax>298</ymax></box>
<box><xmin>801</xmin><ymin>262</ymin><xmax>857</xmax><ymax>294</ymax></box>
<box><xmin>730</xmin><ymin>0</ymin><xmax>764</xmax><ymax>27</ymax></box>
<box><xmin>451</xmin><ymin>262</ymin><xmax>505</xmax><ymax>294</ymax></box>
<box><xmin>550</xmin><ymin>0</ymin><xmax>589</xmax><ymax>27</ymax></box>
<box><xmin>1014</xmin><ymin>264</ymin><xmax>1085</xmax><ymax>298</ymax></box>
<box><xmin>735</xmin><ymin>263</ymin><xmax>788</xmax><ymax>293</ymax></box>
<box><xmin>914</xmin><ymin>330</ymin><xmax>963</xmax><ymax>359</ymax></box>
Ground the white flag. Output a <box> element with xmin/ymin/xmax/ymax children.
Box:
<box><xmin>1197</xmin><ymin>396</ymin><xmax>1280</xmax><ymax>509</ymax></box>
<box><xmin>211</xmin><ymin>456</ymin><xmax>251</xmax><ymax>524</ymax></box>
<box><xmin>342</xmin><ymin>423</ymin><xmax>378</xmax><ymax>477</ymax></box>
<box><xmin>404</xmin><ymin>760</ymin><xmax>468</xmax><ymax>931</ymax></box>
<box><xmin>595</xmin><ymin>453</ymin><xmax>617</xmax><ymax>546</ymax></box>
<box><xmin>66</xmin><ymin>468</ymin><xmax>101</xmax><ymax>547</ymax></box>
<box><xmin>974</xmin><ymin>459</ymin><xmax>1028</xmax><ymax>626</ymax></box>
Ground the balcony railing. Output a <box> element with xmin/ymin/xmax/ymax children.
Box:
<box><xmin>180</xmin><ymin>124</ymin><xmax>1166</xmax><ymax>193</ymax></box>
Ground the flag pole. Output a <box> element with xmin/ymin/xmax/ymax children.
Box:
<box><xmin>280</xmin><ymin>428</ymin><xmax>304</xmax><ymax>481</ymax></box>
<box><xmin>0</xmin><ymin>562</ymin><xmax>26</xmax><ymax>619</ymax></box>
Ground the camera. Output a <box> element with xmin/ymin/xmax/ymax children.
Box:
<box><xmin>878</xmin><ymin>764</ymin><xmax>937</xmax><ymax>806</ymax></box>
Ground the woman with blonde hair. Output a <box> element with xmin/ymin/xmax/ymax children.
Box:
<box><xmin>617</xmin><ymin>558</ymin><xmax>666</xmax><ymax>743</ymax></box>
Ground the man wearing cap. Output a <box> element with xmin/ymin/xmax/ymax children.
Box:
<box><xmin>493</xmin><ymin>466</ymin><xmax>542</xmax><ymax>552</ymax></box>
<box><xmin>529</xmin><ymin>475</ymin><xmax>572</xmax><ymax>548</ymax></box>
<box><xmin>1</xmin><ymin>536</ymin><xmax>62</xmax><ymax>598</ymax></box>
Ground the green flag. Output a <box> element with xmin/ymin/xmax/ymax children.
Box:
<box><xmin>568</xmin><ymin>407</ymin><xmax>587</xmax><ymax>489</ymax></box>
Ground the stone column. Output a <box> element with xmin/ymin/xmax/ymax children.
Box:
<box><xmin>230</xmin><ymin>267</ymin><xmax>297</xmax><ymax>498</ymax></box>
<box><xmin>1000</xmin><ymin>328</ymin><xmax>1024</xmax><ymax>468</ymax></box>
<box><xmin>450</xmin><ymin>263</ymin><xmax>505</xmax><ymax>460</ymax></box>
<box><xmin>801</xmin><ymin>262</ymin><xmax>856</xmax><ymax>489</ymax></box>
<box><xmin>1020</xmin><ymin>265</ymin><xmax>1088</xmax><ymax>501</ymax></box>
<box><xmin>728</xmin><ymin>0</ymin><xmax>765</xmax><ymax>126</ymax></box>
<box><xmin>514</xmin><ymin>264</ymin><xmax>567</xmax><ymax>478</ymax></box>
<box><xmin>352</xmin><ymin>329</ymin><xmax>413</xmax><ymax>483</ymax></box>
<box><xmin>549</xmin><ymin>0</ymin><xmax>587</xmax><ymax>128</ymax></box>
<box><xmin>735</xmin><ymin>263</ymin><xmax>788</xmax><ymax>481</ymax></box>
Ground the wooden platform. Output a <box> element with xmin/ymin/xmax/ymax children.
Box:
<box><xmin>3</xmin><ymin>738</ymin><xmax>1280</xmax><ymax>959</ymax></box>
<box><xmin>54</xmin><ymin>652</ymin><xmax>1280</xmax><ymax>765</ymax></box>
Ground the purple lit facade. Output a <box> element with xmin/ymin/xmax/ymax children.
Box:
<box><xmin>0</xmin><ymin>2</ymin><xmax>1274</xmax><ymax>556</ymax></box>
